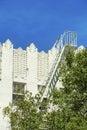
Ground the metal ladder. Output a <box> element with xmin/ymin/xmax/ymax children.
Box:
<box><xmin>41</xmin><ymin>31</ymin><xmax>77</xmax><ymax>100</ymax></box>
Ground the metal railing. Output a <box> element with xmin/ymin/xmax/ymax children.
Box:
<box><xmin>41</xmin><ymin>31</ymin><xmax>77</xmax><ymax>100</ymax></box>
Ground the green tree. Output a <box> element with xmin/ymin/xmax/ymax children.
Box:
<box><xmin>3</xmin><ymin>47</ymin><xmax>87</xmax><ymax>130</ymax></box>
<box><xmin>46</xmin><ymin>47</ymin><xmax>87</xmax><ymax>130</ymax></box>
<box><xmin>3</xmin><ymin>91</ymin><xmax>44</xmax><ymax>130</ymax></box>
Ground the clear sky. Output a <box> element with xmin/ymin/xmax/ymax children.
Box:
<box><xmin>0</xmin><ymin>0</ymin><xmax>87</xmax><ymax>52</ymax></box>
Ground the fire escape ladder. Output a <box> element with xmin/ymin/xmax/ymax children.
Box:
<box><xmin>41</xmin><ymin>31</ymin><xmax>77</xmax><ymax>100</ymax></box>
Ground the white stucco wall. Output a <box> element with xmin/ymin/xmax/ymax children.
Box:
<box><xmin>0</xmin><ymin>40</ymin><xmax>13</xmax><ymax>130</ymax></box>
<box><xmin>26</xmin><ymin>43</ymin><xmax>38</xmax><ymax>95</ymax></box>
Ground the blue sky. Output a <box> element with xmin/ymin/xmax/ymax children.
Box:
<box><xmin>0</xmin><ymin>0</ymin><xmax>87</xmax><ymax>52</ymax></box>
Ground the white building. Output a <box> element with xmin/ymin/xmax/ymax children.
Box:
<box><xmin>0</xmin><ymin>31</ymin><xmax>78</xmax><ymax>129</ymax></box>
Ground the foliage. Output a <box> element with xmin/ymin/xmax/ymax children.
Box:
<box><xmin>3</xmin><ymin>47</ymin><xmax>87</xmax><ymax>130</ymax></box>
<box><xmin>46</xmin><ymin>47</ymin><xmax>87</xmax><ymax>130</ymax></box>
<box><xmin>3</xmin><ymin>92</ymin><xmax>45</xmax><ymax>130</ymax></box>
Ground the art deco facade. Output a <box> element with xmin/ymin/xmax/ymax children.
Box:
<box><xmin>0</xmin><ymin>31</ymin><xmax>80</xmax><ymax>129</ymax></box>
<box><xmin>0</xmin><ymin>39</ymin><xmax>60</xmax><ymax>129</ymax></box>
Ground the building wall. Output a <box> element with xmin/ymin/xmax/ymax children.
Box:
<box><xmin>0</xmin><ymin>40</ymin><xmax>13</xmax><ymax>130</ymax></box>
<box><xmin>0</xmin><ymin>41</ymin><xmax>58</xmax><ymax>130</ymax></box>
<box><xmin>48</xmin><ymin>47</ymin><xmax>58</xmax><ymax>72</ymax></box>
<box><xmin>26</xmin><ymin>43</ymin><xmax>38</xmax><ymax>95</ymax></box>
<box><xmin>13</xmin><ymin>48</ymin><xmax>27</xmax><ymax>83</ymax></box>
<box><xmin>0</xmin><ymin>44</ymin><xmax>2</xmax><ymax>81</ymax></box>
<box><xmin>38</xmin><ymin>51</ymin><xmax>48</xmax><ymax>85</ymax></box>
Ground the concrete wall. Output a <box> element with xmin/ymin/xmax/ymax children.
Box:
<box><xmin>0</xmin><ymin>40</ymin><xmax>13</xmax><ymax>130</ymax></box>
<box><xmin>0</xmin><ymin>41</ymin><xmax>59</xmax><ymax>129</ymax></box>
<box><xmin>26</xmin><ymin>43</ymin><xmax>38</xmax><ymax>95</ymax></box>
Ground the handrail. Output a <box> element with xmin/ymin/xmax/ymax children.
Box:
<box><xmin>41</xmin><ymin>45</ymin><xmax>65</xmax><ymax>100</ymax></box>
<box><xmin>41</xmin><ymin>31</ymin><xmax>77</xmax><ymax>100</ymax></box>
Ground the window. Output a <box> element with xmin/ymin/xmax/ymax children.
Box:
<box><xmin>37</xmin><ymin>85</ymin><xmax>45</xmax><ymax>94</ymax></box>
<box><xmin>13</xmin><ymin>82</ymin><xmax>26</xmax><ymax>101</ymax></box>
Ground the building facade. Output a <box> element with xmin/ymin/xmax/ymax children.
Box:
<box><xmin>0</xmin><ymin>31</ymin><xmax>79</xmax><ymax>129</ymax></box>
<box><xmin>0</xmin><ymin>39</ymin><xmax>60</xmax><ymax>129</ymax></box>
